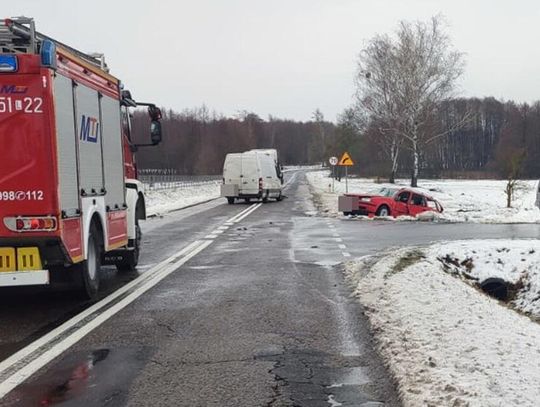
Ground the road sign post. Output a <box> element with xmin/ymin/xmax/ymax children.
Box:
<box><xmin>338</xmin><ymin>152</ymin><xmax>354</xmax><ymax>194</ymax></box>
<box><xmin>329</xmin><ymin>156</ymin><xmax>338</xmax><ymax>192</ymax></box>
<box><xmin>345</xmin><ymin>166</ymin><xmax>348</xmax><ymax>193</ymax></box>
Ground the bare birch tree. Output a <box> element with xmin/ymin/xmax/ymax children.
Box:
<box><xmin>356</xmin><ymin>15</ymin><xmax>466</xmax><ymax>186</ymax></box>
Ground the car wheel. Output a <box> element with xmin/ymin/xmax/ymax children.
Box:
<box><xmin>227</xmin><ymin>197</ymin><xmax>235</xmax><ymax>204</ymax></box>
<box><xmin>276</xmin><ymin>192</ymin><xmax>283</xmax><ymax>202</ymax></box>
<box><xmin>376</xmin><ymin>205</ymin><xmax>390</xmax><ymax>217</ymax></box>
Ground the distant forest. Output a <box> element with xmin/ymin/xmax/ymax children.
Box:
<box><xmin>131</xmin><ymin>98</ymin><xmax>540</xmax><ymax>179</ymax></box>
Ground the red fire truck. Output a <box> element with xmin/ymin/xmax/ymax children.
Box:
<box><xmin>0</xmin><ymin>17</ymin><xmax>163</xmax><ymax>298</ymax></box>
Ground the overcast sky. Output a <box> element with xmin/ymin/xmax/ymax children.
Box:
<box><xmin>6</xmin><ymin>0</ymin><xmax>540</xmax><ymax>121</ymax></box>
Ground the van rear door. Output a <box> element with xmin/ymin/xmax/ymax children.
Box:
<box><xmin>239</xmin><ymin>153</ymin><xmax>259</xmax><ymax>195</ymax></box>
<box><xmin>223</xmin><ymin>154</ymin><xmax>242</xmax><ymax>186</ymax></box>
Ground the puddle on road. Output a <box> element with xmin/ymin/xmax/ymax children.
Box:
<box><xmin>5</xmin><ymin>347</ymin><xmax>152</xmax><ymax>407</ymax></box>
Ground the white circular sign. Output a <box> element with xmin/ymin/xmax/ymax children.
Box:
<box><xmin>329</xmin><ymin>156</ymin><xmax>338</xmax><ymax>166</ymax></box>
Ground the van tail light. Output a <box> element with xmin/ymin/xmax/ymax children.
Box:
<box><xmin>258</xmin><ymin>177</ymin><xmax>263</xmax><ymax>191</ymax></box>
<box><xmin>4</xmin><ymin>216</ymin><xmax>57</xmax><ymax>232</ymax></box>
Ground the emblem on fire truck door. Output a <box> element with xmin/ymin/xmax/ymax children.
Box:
<box><xmin>80</xmin><ymin>115</ymin><xmax>100</xmax><ymax>143</ymax></box>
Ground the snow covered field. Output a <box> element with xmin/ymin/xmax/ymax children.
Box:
<box><xmin>307</xmin><ymin>170</ymin><xmax>540</xmax><ymax>223</ymax></box>
<box><xmin>346</xmin><ymin>240</ymin><xmax>540</xmax><ymax>406</ymax></box>
<box><xmin>144</xmin><ymin>182</ymin><xmax>220</xmax><ymax>216</ymax></box>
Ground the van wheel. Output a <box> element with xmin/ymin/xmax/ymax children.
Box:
<box><xmin>77</xmin><ymin>224</ymin><xmax>102</xmax><ymax>299</ymax></box>
<box><xmin>227</xmin><ymin>197</ymin><xmax>235</xmax><ymax>204</ymax></box>
<box><xmin>244</xmin><ymin>198</ymin><xmax>251</xmax><ymax>203</ymax></box>
<box><xmin>276</xmin><ymin>192</ymin><xmax>283</xmax><ymax>202</ymax></box>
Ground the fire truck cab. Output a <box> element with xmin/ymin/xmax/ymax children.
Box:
<box><xmin>0</xmin><ymin>17</ymin><xmax>162</xmax><ymax>298</ymax></box>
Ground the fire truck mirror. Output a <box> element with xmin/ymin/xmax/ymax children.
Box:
<box><xmin>148</xmin><ymin>105</ymin><xmax>162</xmax><ymax>121</ymax></box>
<box><xmin>150</xmin><ymin>121</ymin><xmax>162</xmax><ymax>145</ymax></box>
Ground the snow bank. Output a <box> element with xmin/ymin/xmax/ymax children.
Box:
<box><xmin>346</xmin><ymin>247</ymin><xmax>540</xmax><ymax>406</ymax></box>
<box><xmin>144</xmin><ymin>182</ymin><xmax>220</xmax><ymax>216</ymax></box>
<box><xmin>427</xmin><ymin>240</ymin><xmax>540</xmax><ymax>318</ymax></box>
<box><xmin>307</xmin><ymin>171</ymin><xmax>540</xmax><ymax>223</ymax></box>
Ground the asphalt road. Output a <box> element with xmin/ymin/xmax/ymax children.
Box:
<box><xmin>0</xmin><ymin>171</ymin><xmax>539</xmax><ymax>407</ymax></box>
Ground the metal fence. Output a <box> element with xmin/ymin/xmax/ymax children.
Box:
<box><xmin>139</xmin><ymin>174</ymin><xmax>222</xmax><ymax>191</ymax></box>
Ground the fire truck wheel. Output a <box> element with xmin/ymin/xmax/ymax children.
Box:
<box><xmin>116</xmin><ymin>220</ymin><xmax>141</xmax><ymax>272</ymax></box>
<box><xmin>78</xmin><ymin>225</ymin><xmax>101</xmax><ymax>299</ymax></box>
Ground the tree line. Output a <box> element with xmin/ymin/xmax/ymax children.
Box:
<box><xmin>338</xmin><ymin>97</ymin><xmax>540</xmax><ymax>180</ymax></box>
<box><xmin>130</xmin><ymin>107</ymin><xmax>335</xmax><ymax>175</ymax></box>
<box><xmin>130</xmin><ymin>97</ymin><xmax>540</xmax><ymax>179</ymax></box>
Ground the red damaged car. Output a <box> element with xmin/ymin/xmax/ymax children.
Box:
<box><xmin>338</xmin><ymin>187</ymin><xmax>443</xmax><ymax>217</ymax></box>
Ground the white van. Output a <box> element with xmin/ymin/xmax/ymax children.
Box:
<box><xmin>250</xmin><ymin>149</ymin><xmax>283</xmax><ymax>182</ymax></box>
<box><xmin>221</xmin><ymin>151</ymin><xmax>283</xmax><ymax>204</ymax></box>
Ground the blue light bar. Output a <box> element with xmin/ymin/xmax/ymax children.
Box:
<box><xmin>40</xmin><ymin>40</ymin><xmax>57</xmax><ymax>69</ymax></box>
<box><xmin>0</xmin><ymin>55</ymin><xmax>17</xmax><ymax>73</ymax></box>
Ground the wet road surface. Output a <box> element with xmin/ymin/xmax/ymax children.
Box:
<box><xmin>0</xmin><ymin>171</ymin><xmax>539</xmax><ymax>406</ymax></box>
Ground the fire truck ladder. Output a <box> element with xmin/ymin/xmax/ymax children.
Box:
<box><xmin>0</xmin><ymin>16</ymin><xmax>108</xmax><ymax>71</ymax></box>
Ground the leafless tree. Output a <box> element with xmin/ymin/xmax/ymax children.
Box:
<box><xmin>503</xmin><ymin>150</ymin><xmax>527</xmax><ymax>208</ymax></box>
<box><xmin>355</xmin><ymin>15</ymin><xmax>467</xmax><ymax>186</ymax></box>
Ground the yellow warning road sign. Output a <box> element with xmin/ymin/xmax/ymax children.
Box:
<box><xmin>338</xmin><ymin>152</ymin><xmax>354</xmax><ymax>166</ymax></box>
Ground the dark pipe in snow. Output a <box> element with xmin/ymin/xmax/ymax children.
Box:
<box><xmin>480</xmin><ymin>278</ymin><xmax>509</xmax><ymax>301</ymax></box>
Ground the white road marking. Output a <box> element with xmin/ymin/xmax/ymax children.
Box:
<box><xmin>225</xmin><ymin>204</ymin><xmax>257</xmax><ymax>223</ymax></box>
<box><xmin>283</xmin><ymin>172</ymin><xmax>298</xmax><ymax>188</ymax></box>
<box><xmin>134</xmin><ymin>264</ymin><xmax>155</xmax><ymax>270</ymax></box>
<box><xmin>342</xmin><ymin>252</ymin><xmax>351</xmax><ymax>258</ymax></box>
<box><xmin>334</xmin><ymin>238</ymin><xmax>343</xmax><ymax>243</ymax></box>
<box><xmin>0</xmin><ymin>196</ymin><xmax>265</xmax><ymax>400</ymax></box>
<box><xmin>0</xmin><ymin>240</ymin><xmax>209</xmax><ymax>398</ymax></box>
<box><xmin>233</xmin><ymin>203</ymin><xmax>262</xmax><ymax>223</ymax></box>
<box><xmin>338</xmin><ymin>244</ymin><xmax>347</xmax><ymax>250</ymax></box>
<box><xmin>217</xmin><ymin>226</ymin><xmax>229</xmax><ymax>230</ymax></box>
<box><xmin>211</xmin><ymin>229</ymin><xmax>225</xmax><ymax>235</ymax></box>
<box><xmin>332</xmin><ymin>233</ymin><xmax>340</xmax><ymax>237</ymax></box>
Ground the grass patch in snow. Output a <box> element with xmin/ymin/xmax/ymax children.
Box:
<box><xmin>387</xmin><ymin>249</ymin><xmax>425</xmax><ymax>277</ymax></box>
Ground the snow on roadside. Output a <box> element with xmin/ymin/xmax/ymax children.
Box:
<box><xmin>144</xmin><ymin>182</ymin><xmax>220</xmax><ymax>216</ymax></box>
<box><xmin>345</xmin><ymin>246</ymin><xmax>540</xmax><ymax>406</ymax></box>
<box><xmin>307</xmin><ymin>170</ymin><xmax>540</xmax><ymax>223</ymax></box>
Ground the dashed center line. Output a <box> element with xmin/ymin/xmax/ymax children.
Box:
<box><xmin>326</xmin><ymin>221</ymin><xmax>351</xmax><ymax>259</ymax></box>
